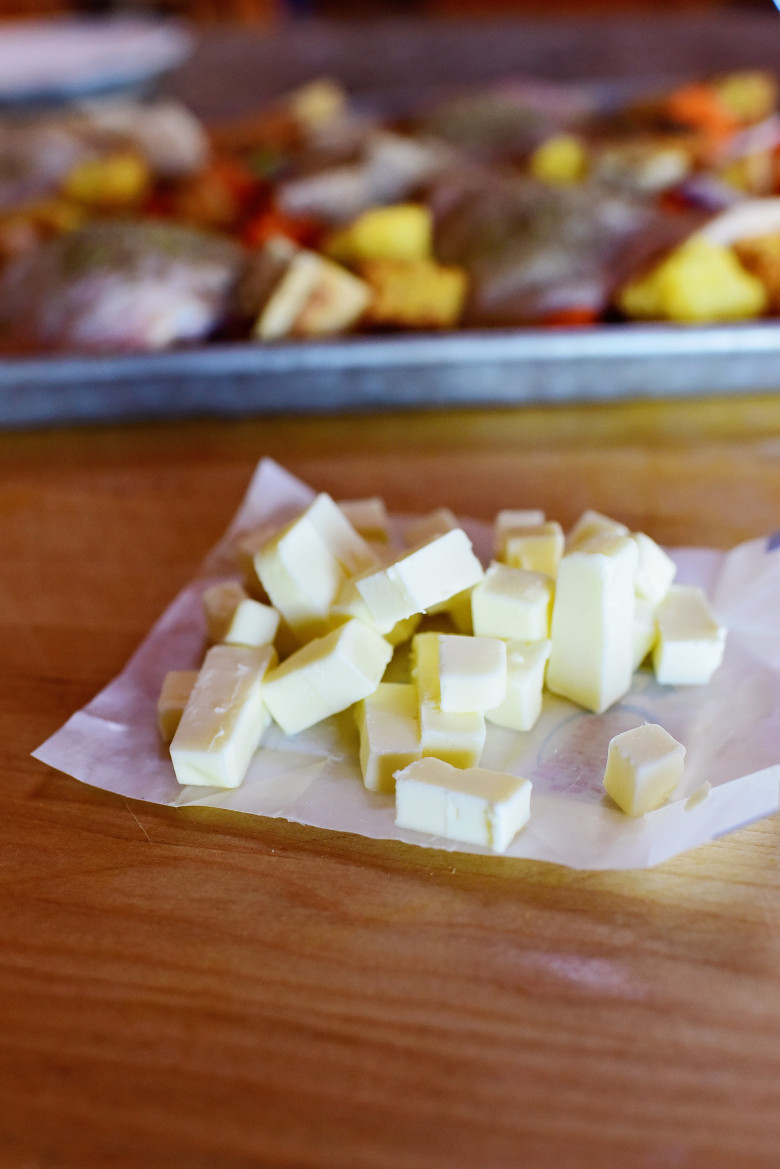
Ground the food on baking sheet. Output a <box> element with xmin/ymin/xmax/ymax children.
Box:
<box><xmin>0</xmin><ymin>219</ymin><xmax>243</xmax><ymax>351</ymax></box>
<box><xmin>4</xmin><ymin>70</ymin><xmax>780</xmax><ymax>351</ymax></box>
<box><xmin>603</xmin><ymin>723</ymin><xmax>686</xmax><ymax>817</ymax></box>
<box><xmin>159</xmin><ymin>493</ymin><xmax>730</xmax><ymax>850</ymax></box>
<box><xmin>616</xmin><ymin>236</ymin><xmax>768</xmax><ymax>323</ymax></box>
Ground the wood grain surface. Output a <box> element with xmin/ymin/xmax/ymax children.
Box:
<box><xmin>2</xmin><ymin>395</ymin><xmax>779</xmax><ymax>1169</ymax></box>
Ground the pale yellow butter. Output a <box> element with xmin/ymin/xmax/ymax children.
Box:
<box><xmin>632</xmin><ymin>596</ymin><xmax>658</xmax><ymax>670</ymax></box>
<box><xmin>337</xmin><ymin>496</ymin><xmax>392</xmax><ymax>545</ymax></box>
<box><xmin>603</xmin><ymin>722</ymin><xmax>686</xmax><ymax>816</ymax></box>
<box><xmin>566</xmin><ymin>508</ymin><xmax>628</xmax><ymax>551</ymax></box>
<box><xmin>202</xmin><ymin>580</ymin><xmax>280</xmax><ymax>647</ymax></box>
<box><xmin>157</xmin><ymin>669</ymin><xmax>198</xmax><ymax>743</ymax></box>
<box><xmin>493</xmin><ymin>508</ymin><xmax>545</xmax><ymax>558</ymax></box>
<box><xmin>262</xmin><ymin>618</ymin><xmax>393</xmax><ymax>735</ymax></box>
<box><xmin>471</xmin><ymin>562</ymin><xmax>553</xmax><ymax>642</ymax></box>
<box><xmin>355</xmin><ymin>527</ymin><xmax>484</xmax><ymax>631</ymax></box>
<box><xmin>255</xmin><ymin>493</ymin><xmax>380</xmax><ymax>641</ymax></box>
<box><xmin>436</xmin><ymin>633</ymin><xmax>507</xmax><ymax>714</ymax></box>
<box><xmin>170</xmin><ymin>644</ymin><xmax>276</xmax><ymax>788</ymax></box>
<box><xmin>547</xmin><ymin>532</ymin><xmax>638</xmax><ymax>713</ymax></box>
<box><xmin>354</xmin><ymin>682</ymin><xmax>421</xmax><ymax>794</ymax></box>
<box><xmin>652</xmin><ymin>584</ymin><xmax>726</xmax><ymax>685</ymax></box>
<box><xmin>412</xmin><ymin>631</ymin><xmax>485</xmax><ymax>767</ymax></box>
<box><xmin>632</xmin><ymin>531</ymin><xmax>676</xmax><ymax>604</ymax></box>
<box><xmin>403</xmin><ymin>507</ymin><xmax>460</xmax><ymax>547</ymax></box>
<box><xmin>503</xmin><ymin>521</ymin><xmax>564</xmax><ymax>579</ymax></box>
<box><xmin>328</xmin><ymin>575</ymin><xmax>421</xmax><ymax>646</ymax></box>
<box><xmin>395</xmin><ymin>756</ymin><xmax>533</xmax><ymax>853</ymax></box>
<box><xmin>486</xmin><ymin>639</ymin><xmax>551</xmax><ymax>733</ymax></box>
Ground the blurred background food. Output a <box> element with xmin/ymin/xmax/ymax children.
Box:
<box><xmin>0</xmin><ymin>0</ymin><xmax>778</xmax><ymax>353</ymax></box>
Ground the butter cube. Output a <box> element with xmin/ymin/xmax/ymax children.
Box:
<box><xmin>234</xmin><ymin>523</ymin><xmax>276</xmax><ymax>600</ymax></box>
<box><xmin>255</xmin><ymin>493</ymin><xmax>380</xmax><ymax>641</ymax></box>
<box><xmin>632</xmin><ymin>596</ymin><xmax>658</xmax><ymax>670</ymax></box>
<box><xmin>652</xmin><ymin>584</ymin><xmax>726</xmax><ymax>685</ymax></box>
<box><xmin>471</xmin><ymin>562</ymin><xmax>553</xmax><ymax>642</ymax></box>
<box><xmin>354</xmin><ymin>682</ymin><xmax>421</xmax><ymax>794</ymax></box>
<box><xmin>567</xmin><ymin>508</ymin><xmax>628</xmax><ymax>551</ymax></box>
<box><xmin>603</xmin><ymin>723</ymin><xmax>686</xmax><ymax>816</ymax></box>
<box><xmin>262</xmin><ymin>618</ymin><xmax>393</xmax><ymax>735</ymax></box>
<box><xmin>403</xmin><ymin>508</ymin><xmax>460</xmax><ymax>547</ymax></box>
<box><xmin>503</xmin><ymin>521</ymin><xmax>564</xmax><ymax>579</ymax></box>
<box><xmin>202</xmin><ymin>581</ymin><xmax>280</xmax><ymax>647</ymax></box>
<box><xmin>486</xmin><ymin>639</ymin><xmax>551</xmax><ymax>733</ymax></box>
<box><xmin>494</xmin><ymin>508</ymin><xmax>545</xmax><ymax>558</ymax></box>
<box><xmin>170</xmin><ymin>645</ymin><xmax>276</xmax><ymax>788</ymax></box>
<box><xmin>547</xmin><ymin>533</ymin><xmax>638</xmax><ymax>713</ymax></box>
<box><xmin>305</xmin><ymin>493</ymin><xmax>383</xmax><ymax>576</ymax></box>
<box><xmin>329</xmin><ymin>576</ymin><xmax>421</xmax><ymax>646</ymax></box>
<box><xmin>413</xmin><ymin>631</ymin><xmax>485</xmax><ymax>767</ymax></box>
<box><xmin>395</xmin><ymin>757</ymin><xmax>533</xmax><ymax>853</ymax></box>
<box><xmin>338</xmin><ymin>496</ymin><xmax>391</xmax><ymax>545</ymax></box>
<box><xmin>632</xmin><ymin>531</ymin><xmax>676</xmax><ymax>604</ymax></box>
<box><xmin>436</xmin><ymin>633</ymin><xmax>507</xmax><ymax>713</ymax></box>
<box><xmin>156</xmin><ymin>669</ymin><xmax>198</xmax><ymax>743</ymax></box>
<box><xmin>426</xmin><ymin>586</ymin><xmax>474</xmax><ymax>635</ymax></box>
<box><xmin>355</xmin><ymin>528</ymin><xmax>484</xmax><ymax>631</ymax></box>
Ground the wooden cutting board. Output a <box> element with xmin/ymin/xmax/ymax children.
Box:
<box><xmin>1</xmin><ymin>395</ymin><xmax>778</xmax><ymax>1169</ymax></box>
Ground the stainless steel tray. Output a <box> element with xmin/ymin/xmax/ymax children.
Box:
<box><xmin>3</xmin><ymin>322</ymin><xmax>780</xmax><ymax>428</ymax></box>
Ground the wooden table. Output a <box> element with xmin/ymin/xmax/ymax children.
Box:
<box><xmin>2</xmin><ymin>394</ymin><xmax>779</xmax><ymax>1169</ymax></box>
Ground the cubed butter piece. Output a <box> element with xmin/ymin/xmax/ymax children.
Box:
<box><xmin>338</xmin><ymin>496</ymin><xmax>391</xmax><ymax>545</ymax></box>
<box><xmin>426</xmin><ymin>586</ymin><xmax>474</xmax><ymax>635</ymax></box>
<box><xmin>652</xmin><ymin>584</ymin><xmax>726</xmax><ymax>685</ymax></box>
<box><xmin>486</xmin><ymin>639</ymin><xmax>551</xmax><ymax>733</ymax></box>
<box><xmin>262</xmin><ymin>618</ymin><xmax>393</xmax><ymax>735</ymax></box>
<box><xmin>355</xmin><ymin>528</ymin><xmax>484</xmax><ymax>631</ymax></box>
<box><xmin>170</xmin><ymin>645</ymin><xmax>276</xmax><ymax>789</ymax></box>
<box><xmin>471</xmin><ymin>562</ymin><xmax>553</xmax><ymax>642</ymax></box>
<box><xmin>202</xmin><ymin>581</ymin><xmax>280</xmax><ymax>647</ymax></box>
<box><xmin>494</xmin><ymin>508</ymin><xmax>545</xmax><ymax>558</ymax></box>
<box><xmin>436</xmin><ymin>633</ymin><xmax>507</xmax><ymax>713</ymax></box>
<box><xmin>156</xmin><ymin>669</ymin><xmax>198</xmax><ymax>743</ymax></box>
<box><xmin>632</xmin><ymin>531</ymin><xmax>676</xmax><ymax>604</ymax></box>
<box><xmin>255</xmin><ymin>493</ymin><xmax>380</xmax><ymax>640</ymax></box>
<box><xmin>329</xmin><ymin>576</ymin><xmax>421</xmax><ymax>646</ymax></box>
<box><xmin>354</xmin><ymin>682</ymin><xmax>421</xmax><ymax>794</ymax></box>
<box><xmin>413</xmin><ymin>631</ymin><xmax>485</xmax><ymax>767</ymax></box>
<box><xmin>632</xmin><ymin>596</ymin><xmax>658</xmax><ymax>670</ymax></box>
<box><xmin>305</xmin><ymin>493</ymin><xmax>383</xmax><ymax>576</ymax></box>
<box><xmin>403</xmin><ymin>508</ymin><xmax>460</xmax><ymax>547</ymax></box>
<box><xmin>503</xmin><ymin>521</ymin><xmax>564</xmax><ymax>579</ymax></box>
<box><xmin>547</xmin><ymin>533</ymin><xmax>638</xmax><ymax>713</ymax></box>
<box><xmin>603</xmin><ymin>723</ymin><xmax>686</xmax><ymax>816</ymax></box>
<box><xmin>566</xmin><ymin>508</ymin><xmax>628</xmax><ymax>551</ymax></box>
<box><xmin>395</xmin><ymin>757</ymin><xmax>532</xmax><ymax>853</ymax></box>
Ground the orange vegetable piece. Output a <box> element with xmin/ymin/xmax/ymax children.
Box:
<box><xmin>663</xmin><ymin>83</ymin><xmax>737</xmax><ymax>141</ymax></box>
<box><xmin>242</xmin><ymin>206</ymin><xmax>321</xmax><ymax>249</ymax></box>
<box><xmin>539</xmin><ymin>307</ymin><xmax>600</xmax><ymax>328</ymax></box>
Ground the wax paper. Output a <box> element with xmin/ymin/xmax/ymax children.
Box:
<box><xmin>32</xmin><ymin>459</ymin><xmax>780</xmax><ymax>870</ymax></box>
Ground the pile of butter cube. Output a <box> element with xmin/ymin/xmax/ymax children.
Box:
<box><xmin>157</xmin><ymin>494</ymin><xmax>726</xmax><ymax>853</ymax></box>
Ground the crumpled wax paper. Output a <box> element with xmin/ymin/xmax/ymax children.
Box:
<box><xmin>32</xmin><ymin>459</ymin><xmax>780</xmax><ymax>870</ymax></box>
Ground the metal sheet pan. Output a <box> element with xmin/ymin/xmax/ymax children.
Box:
<box><xmin>2</xmin><ymin>322</ymin><xmax>780</xmax><ymax>429</ymax></box>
